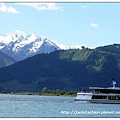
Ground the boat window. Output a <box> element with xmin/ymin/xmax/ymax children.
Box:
<box><xmin>92</xmin><ymin>95</ymin><xmax>107</xmax><ymax>99</ymax></box>
<box><xmin>95</xmin><ymin>89</ymin><xmax>120</xmax><ymax>94</ymax></box>
<box><xmin>108</xmin><ymin>96</ymin><xmax>120</xmax><ymax>100</ymax></box>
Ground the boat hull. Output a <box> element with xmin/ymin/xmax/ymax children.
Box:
<box><xmin>89</xmin><ymin>99</ymin><xmax>120</xmax><ymax>104</ymax></box>
<box><xmin>74</xmin><ymin>92</ymin><xmax>120</xmax><ymax>104</ymax></box>
<box><xmin>75</xmin><ymin>98</ymin><xmax>120</xmax><ymax>104</ymax></box>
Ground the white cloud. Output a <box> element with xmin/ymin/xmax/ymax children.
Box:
<box><xmin>90</xmin><ymin>23</ymin><xmax>98</xmax><ymax>28</ymax></box>
<box><xmin>81</xmin><ymin>5</ymin><xmax>89</xmax><ymax>9</ymax></box>
<box><xmin>15</xmin><ymin>3</ymin><xmax>63</xmax><ymax>11</ymax></box>
<box><xmin>0</xmin><ymin>3</ymin><xmax>19</xmax><ymax>14</ymax></box>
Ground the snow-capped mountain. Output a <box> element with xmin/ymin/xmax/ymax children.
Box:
<box><xmin>0</xmin><ymin>30</ymin><xmax>89</xmax><ymax>61</ymax></box>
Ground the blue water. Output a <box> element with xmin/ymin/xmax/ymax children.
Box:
<box><xmin>0</xmin><ymin>94</ymin><xmax>120</xmax><ymax>118</ymax></box>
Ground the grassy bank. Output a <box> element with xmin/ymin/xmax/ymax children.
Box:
<box><xmin>10</xmin><ymin>91</ymin><xmax>77</xmax><ymax>97</ymax></box>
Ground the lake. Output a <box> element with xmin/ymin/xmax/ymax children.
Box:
<box><xmin>0</xmin><ymin>94</ymin><xmax>119</xmax><ymax>118</ymax></box>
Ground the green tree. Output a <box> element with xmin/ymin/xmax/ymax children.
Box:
<box><xmin>41</xmin><ymin>87</ymin><xmax>48</xmax><ymax>93</ymax></box>
<box><xmin>56</xmin><ymin>89</ymin><xmax>60</xmax><ymax>94</ymax></box>
<box><xmin>60</xmin><ymin>91</ymin><xmax>65</xmax><ymax>95</ymax></box>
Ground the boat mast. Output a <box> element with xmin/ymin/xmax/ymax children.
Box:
<box><xmin>112</xmin><ymin>81</ymin><xmax>116</xmax><ymax>89</ymax></box>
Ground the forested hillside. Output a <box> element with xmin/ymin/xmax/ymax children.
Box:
<box><xmin>0</xmin><ymin>44</ymin><xmax>120</xmax><ymax>92</ymax></box>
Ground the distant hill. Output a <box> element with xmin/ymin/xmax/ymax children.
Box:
<box><xmin>0</xmin><ymin>51</ymin><xmax>16</xmax><ymax>68</ymax></box>
<box><xmin>0</xmin><ymin>44</ymin><xmax>120</xmax><ymax>92</ymax></box>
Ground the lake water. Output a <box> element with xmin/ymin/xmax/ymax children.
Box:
<box><xmin>0</xmin><ymin>94</ymin><xmax>120</xmax><ymax>118</ymax></box>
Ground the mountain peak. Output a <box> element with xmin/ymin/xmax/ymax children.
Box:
<box><xmin>0</xmin><ymin>30</ymin><xmax>90</xmax><ymax>61</ymax></box>
<box><xmin>8</xmin><ymin>30</ymin><xmax>27</xmax><ymax>38</ymax></box>
<box><xmin>29</xmin><ymin>33</ymin><xmax>38</xmax><ymax>38</ymax></box>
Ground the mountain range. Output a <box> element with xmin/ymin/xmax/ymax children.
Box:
<box><xmin>0</xmin><ymin>43</ymin><xmax>120</xmax><ymax>92</ymax></box>
<box><xmin>0</xmin><ymin>30</ymin><xmax>88</xmax><ymax>61</ymax></box>
<box><xmin>0</xmin><ymin>30</ymin><xmax>120</xmax><ymax>93</ymax></box>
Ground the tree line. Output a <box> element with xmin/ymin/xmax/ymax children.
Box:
<box><xmin>41</xmin><ymin>87</ymin><xmax>77</xmax><ymax>96</ymax></box>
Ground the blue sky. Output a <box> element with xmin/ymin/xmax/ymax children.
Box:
<box><xmin>0</xmin><ymin>2</ymin><xmax>120</xmax><ymax>48</ymax></box>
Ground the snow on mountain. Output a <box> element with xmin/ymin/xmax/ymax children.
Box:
<box><xmin>51</xmin><ymin>40</ymin><xmax>69</xmax><ymax>50</ymax></box>
<box><xmin>0</xmin><ymin>30</ymin><xmax>90</xmax><ymax>61</ymax></box>
<box><xmin>12</xmin><ymin>33</ymin><xmax>37</xmax><ymax>53</ymax></box>
<box><xmin>0</xmin><ymin>30</ymin><xmax>27</xmax><ymax>45</ymax></box>
<box><xmin>51</xmin><ymin>40</ymin><xmax>89</xmax><ymax>50</ymax></box>
<box><xmin>29</xmin><ymin>39</ymin><xmax>44</xmax><ymax>53</ymax></box>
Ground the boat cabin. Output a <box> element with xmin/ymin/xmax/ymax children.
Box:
<box><xmin>89</xmin><ymin>87</ymin><xmax>120</xmax><ymax>94</ymax></box>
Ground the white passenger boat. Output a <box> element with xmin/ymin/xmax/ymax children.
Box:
<box><xmin>74</xmin><ymin>81</ymin><xmax>120</xmax><ymax>104</ymax></box>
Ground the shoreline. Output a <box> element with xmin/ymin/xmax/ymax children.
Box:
<box><xmin>0</xmin><ymin>92</ymin><xmax>76</xmax><ymax>97</ymax></box>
